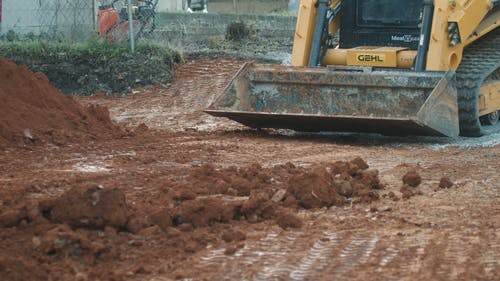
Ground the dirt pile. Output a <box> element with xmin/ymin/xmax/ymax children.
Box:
<box><xmin>0</xmin><ymin>57</ymin><xmax>121</xmax><ymax>148</ymax></box>
<box><xmin>156</xmin><ymin>158</ymin><xmax>383</xmax><ymax>231</ymax></box>
<box><xmin>0</xmin><ymin>158</ymin><xmax>383</xmax><ymax>280</ymax></box>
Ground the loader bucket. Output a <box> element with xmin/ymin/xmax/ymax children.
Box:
<box><xmin>205</xmin><ymin>63</ymin><xmax>459</xmax><ymax>137</ymax></box>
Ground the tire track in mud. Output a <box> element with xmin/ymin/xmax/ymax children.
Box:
<box><xmin>85</xmin><ymin>59</ymin><xmax>245</xmax><ymax>131</ymax></box>
<box><xmin>287</xmin><ymin>231</ymin><xmax>340</xmax><ymax>281</ymax></box>
<box><xmin>191</xmin><ymin>227</ymin><xmax>499</xmax><ymax>281</ymax></box>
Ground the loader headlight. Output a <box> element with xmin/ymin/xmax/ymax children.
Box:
<box><xmin>447</xmin><ymin>22</ymin><xmax>461</xmax><ymax>47</ymax></box>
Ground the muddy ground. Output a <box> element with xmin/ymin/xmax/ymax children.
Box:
<box><xmin>1</xmin><ymin>58</ymin><xmax>499</xmax><ymax>281</ymax></box>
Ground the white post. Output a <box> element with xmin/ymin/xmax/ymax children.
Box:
<box><xmin>127</xmin><ymin>0</ymin><xmax>135</xmax><ymax>54</ymax></box>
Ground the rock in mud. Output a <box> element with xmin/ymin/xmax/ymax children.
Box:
<box><xmin>271</xmin><ymin>189</ymin><xmax>287</xmax><ymax>203</ymax></box>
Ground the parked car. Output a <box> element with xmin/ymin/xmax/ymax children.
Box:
<box><xmin>187</xmin><ymin>0</ymin><xmax>207</xmax><ymax>13</ymax></box>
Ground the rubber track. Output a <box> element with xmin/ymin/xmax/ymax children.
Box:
<box><xmin>455</xmin><ymin>28</ymin><xmax>499</xmax><ymax>136</ymax></box>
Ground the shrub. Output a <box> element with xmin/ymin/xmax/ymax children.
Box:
<box><xmin>226</xmin><ymin>21</ymin><xmax>251</xmax><ymax>41</ymax></box>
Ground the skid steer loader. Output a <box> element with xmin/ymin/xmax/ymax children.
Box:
<box><xmin>206</xmin><ymin>0</ymin><xmax>500</xmax><ymax>137</ymax></box>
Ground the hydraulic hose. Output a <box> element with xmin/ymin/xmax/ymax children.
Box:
<box><xmin>415</xmin><ymin>0</ymin><xmax>434</xmax><ymax>72</ymax></box>
<box><xmin>308</xmin><ymin>0</ymin><xmax>331</xmax><ymax>67</ymax></box>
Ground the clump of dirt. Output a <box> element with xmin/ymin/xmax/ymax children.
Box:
<box><xmin>222</xmin><ymin>228</ymin><xmax>247</xmax><ymax>243</ymax></box>
<box><xmin>275</xmin><ymin>209</ymin><xmax>303</xmax><ymax>229</ymax></box>
<box><xmin>0</xmin><ymin>57</ymin><xmax>121</xmax><ymax>148</ymax></box>
<box><xmin>149</xmin><ymin>208</ymin><xmax>174</xmax><ymax>232</ymax></box>
<box><xmin>400</xmin><ymin>184</ymin><xmax>416</xmax><ymax>199</ymax></box>
<box><xmin>38</xmin><ymin>224</ymin><xmax>106</xmax><ymax>260</ymax></box>
<box><xmin>39</xmin><ymin>185</ymin><xmax>129</xmax><ymax>230</ymax></box>
<box><xmin>176</xmin><ymin>163</ymin><xmax>271</xmax><ymax>197</ymax></box>
<box><xmin>351</xmin><ymin>157</ymin><xmax>369</xmax><ymax>170</ymax></box>
<box><xmin>0</xmin><ymin>256</ymin><xmax>48</xmax><ymax>281</ymax></box>
<box><xmin>402</xmin><ymin>170</ymin><xmax>422</xmax><ymax>187</ymax></box>
<box><xmin>288</xmin><ymin>166</ymin><xmax>345</xmax><ymax>209</ymax></box>
<box><xmin>153</xmin><ymin>158</ymin><xmax>382</xmax><ymax>231</ymax></box>
<box><xmin>383</xmin><ymin>191</ymin><xmax>400</xmax><ymax>201</ymax></box>
<box><xmin>171</xmin><ymin>197</ymin><xmax>236</xmax><ymax>228</ymax></box>
<box><xmin>439</xmin><ymin>177</ymin><xmax>454</xmax><ymax>189</ymax></box>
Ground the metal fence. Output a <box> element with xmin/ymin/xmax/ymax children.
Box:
<box><xmin>0</xmin><ymin>0</ymin><xmax>295</xmax><ymax>42</ymax></box>
<box><xmin>0</xmin><ymin>0</ymin><xmax>95</xmax><ymax>41</ymax></box>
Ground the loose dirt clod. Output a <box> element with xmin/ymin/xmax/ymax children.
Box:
<box><xmin>222</xmin><ymin>228</ymin><xmax>247</xmax><ymax>242</ymax></box>
<box><xmin>288</xmin><ymin>167</ymin><xmax>345</xmax><ymax>209</ymax></box>
<box><xmin>439</xmin><ymin>177</ymin><xmax>454</xmax><ymax>189</ymax></box>
<box><xmin>399</xmin><ymin>184</ymin><xmax>415</xmax><ymax>199</ymax></box>
<box><xmin>403</xmin><ymin>170</ymin><xmax>422</xmax><ymax>187</ymax></box>
<box><xmin>173</xmin><ymin>198</ymin><xmax>236</xmax><ymax>227</ymax></box>
<box><xmin>276</xmin><ymin>210</ymin><xmax>303</xmax><ymax>229</ymax></box>
<box><xmin>351</xmin><ymin>157</ymin><xmax>370</xmax><ymax>170</ymax></box>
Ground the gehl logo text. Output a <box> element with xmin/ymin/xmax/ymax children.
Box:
<box><xmin>357</xmin><ymin>54</ymin><xmax>384</xmax><ymax>62</ymax></box>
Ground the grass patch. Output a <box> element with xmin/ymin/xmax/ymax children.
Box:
<box><xmin>0</xmin><ymin>38</ymin><xmax>182</xmax><ymax>94</ymax></box>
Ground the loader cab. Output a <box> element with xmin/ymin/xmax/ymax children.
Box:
<box><xmin>339</xmin><ymin>0</ymin><xmax>423</xmax><ymax>50</ymax></box>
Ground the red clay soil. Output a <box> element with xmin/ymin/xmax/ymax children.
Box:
<box><xmin>0</xmin><ymin>58</ymin><xmax>498</xmax><ymax>280</ymax></box>
<box><xmin>0</xmin><ymin>57</ymin><xmax>121</xmax><ymax>148</ymax></box>
<box><xmin>0</xmin><ymin>63</ymin><xmax>385</xmax><ymax>280</ymax></box>
<box><xmin>0</xmin><ymin>158</ymin><xmax>382</xmax><ymax>280</ymax></box>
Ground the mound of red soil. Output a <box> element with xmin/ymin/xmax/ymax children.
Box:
<box><xmin>152</xmin><ymin>158</ymin><xmax>382</xmax><ymax>231</ymax></box>
<box><xmin>0</xmin><ymin>58</ymin><xmax>121</xmax><ymax>148</ymax></box>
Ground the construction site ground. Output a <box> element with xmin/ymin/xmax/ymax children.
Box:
<box><xmin>0</xmin><ymin>58</ymin><xmax>499</xmax><ymax>281</ymax></box>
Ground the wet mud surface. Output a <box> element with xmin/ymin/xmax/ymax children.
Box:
<box><xmin>0</xmin><ymin>58</ymin><xmax>499</xmax><ymax>280</ymax></box>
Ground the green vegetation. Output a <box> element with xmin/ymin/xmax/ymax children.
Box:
<box><xmin>0</xmin><ymin>37</ymin><xmax>182</xmax><ymax>94</ymax></box>
<box><xmin>225</xmin><ymin>21</ymin><xmax>253</xmax><ymax>41</ymax></box>
<box><xmin>208</xmin><ymin>0</ymin><xmax>290</xmax><ymax>15</ymax></box>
